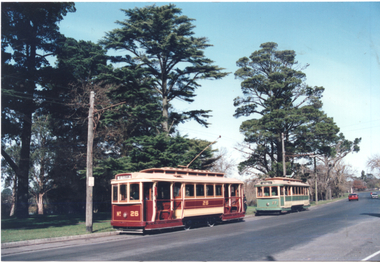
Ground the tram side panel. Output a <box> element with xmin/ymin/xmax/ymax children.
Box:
<box><xmin>111</xmin><ymin>180</ymin><xmax>245</xmax><ymax>231</ymax></box>
<box><xmin>255</xmin><ymin>183</ymin><xmax>310</xmax><ymax>214</ymax></box>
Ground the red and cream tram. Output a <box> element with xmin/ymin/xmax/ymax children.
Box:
<box><xmin>111</xmin><ymin>167</ymin><xmax>245</xmax><ymax>232</ymax></box>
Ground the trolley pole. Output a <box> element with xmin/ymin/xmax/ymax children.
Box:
<box><xmin>86</xmin><ymin>91</ymin><xmax>95</xmax><ymax>233</ymax></box>
<box><xmin>282</xmin><ymin>133</ymin><xmax>286</xmax><ymax>177</ymax></box>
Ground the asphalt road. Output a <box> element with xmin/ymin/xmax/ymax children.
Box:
<box><xmin>2</xmin><ymin>192</ymin><xmax>380</xmax><ymax>261</ymax></box>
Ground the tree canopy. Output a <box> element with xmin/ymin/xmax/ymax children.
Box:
<box><xmin>100</xmin><ymin>4</ymin><xmax>229</xmax><ymax>133</ymax></box>
<box><xmin>1</xmin><ymin>2</ymin><xmax>76</xmax><ymax>218</ymax></box>
<box><xmin>234</xmin><ymin>42</ymin><xmax>359</xmax><ymax>177</ymax></box>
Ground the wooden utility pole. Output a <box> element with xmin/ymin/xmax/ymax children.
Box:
<box><xmin>86</xmin><ymin>91</ymin><xmax>95</xmax><ymax>233</ymax></box>
<box><xmin>314</xmin><ymin>156</ymin><xmax>318</xmax><ymax>205</ymax></box>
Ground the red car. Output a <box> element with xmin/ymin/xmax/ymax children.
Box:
<box><xmin>348</xmin><ymin>193</ymin><xmax>359</xmax><ymax>201</ymax></box>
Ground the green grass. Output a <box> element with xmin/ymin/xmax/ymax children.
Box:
<box><xmin>245</xmin><ymin>206</ymin><xmax>256</xmax><ymax>215</ymax></box>
<box><xmin>310</xmin><ymin>193</ymin><xmax>349</xmax><ymax>206</ymax></box>
<box><xmin>1</xmin><ymin>213</ymin><xmax>115</xmax><ymax>243</ymax></box>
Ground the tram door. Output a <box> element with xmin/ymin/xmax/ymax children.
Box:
<box><xmin>156</xmin><ymin>182</ymin><xmax>172</xmax><ymax>220</ymax></box>
<box><xmin>230</xmin><ymin>184</ymin><xmax>239</xmax><ymax>212</ymax></box>
<box><xmin>143</xmin><ymin>182</ymin><xmax>153</xmax><ymax>222</ymax></box>
<box><xmin>224</xmin><ymin>184</ymin><xmax>231</xmax><ymax>213</ymax></box>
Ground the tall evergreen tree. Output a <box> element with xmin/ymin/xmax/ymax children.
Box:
<box><xmin>1</xmin><ymin>2</ymin><xmax>76</xmax><ymax>218</ymax></box>
<box><xmin>100</xmin><ymin>4</ymin><xmax>229</xmax><ymax>133</ymax></box>
<box><xmin>234</xmin><ymin>42</ymin><xmax>338</xmax><ymax>177</ymax></box>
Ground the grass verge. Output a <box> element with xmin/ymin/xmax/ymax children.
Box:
<box><xmin>1</xmin><ymin>213</ymin><xmax>115</xmax><ymax>243</ymax></box>
<box><xmin>310</xmin><ymin>193</ymin><xmax>349</xmax><ymax>206</ymax></box>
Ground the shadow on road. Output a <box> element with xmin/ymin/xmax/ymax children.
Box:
<box><xmin>360</xmin><ymin>213</ymin><xmax>380</xmax><ymax>218</ymax></box>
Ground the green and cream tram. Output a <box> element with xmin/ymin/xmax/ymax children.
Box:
<box><xmin>255</xmin><ymin>177</ymin><xmax>310</xmax><ymax>215</ymax></box>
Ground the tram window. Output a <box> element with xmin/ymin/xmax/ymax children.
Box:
<box><xmin>215</xmin><ymin>185</ymin><xmax>222</xmax><ymax>196</ymax></box>
<box><xmin>225</xmin><ymin>185</ymin><xmax>229</xmax><ymax>198</ymax></box>
<box><xmin>143</xmin><ymin>183</ymin><xmax>152</xmax><ymax>200</ymax></box>
<box><xmin>157</xmin><ymin>182</ymin><xmax>170</xmax><ymax>199</ymax></box>
<box><xmin>280</xmin><ymin>187</ymin><xmax>284</xmax><ymax>196</ymax></box>
<box><xmin>185</xmin><ymin>184</ymin><xmax>194</xmax><ymax>197</ymax></box>
<box><xmin>120</xmin><ymin>184</ymin><xmax>127</xmax><ymax>201</ymax></box>
<box><xmin>231</xmin><ymin>185</ymin><xmax>236</xmax><ymax>196</ymax></box>
<box><xmin>113</xmin><ymin>185</ymin><xmax>118</xmax><ymax>201</ymax></box>
<box><xmin>257</xmin><ymin>187</ymin><xmax>263</xmax><ymax>197</ymax></box>
<box><xmin>232</xmin><ymin>184</ymin><xmax>240</xmax><ymax>197</ymax></box>
<box><xmin>272</xmin><ymin>187</ymin><xmax>278</xmax><ymax>196</ymax></box>
<box><xmin>130</xmin><ymin>183</ymin><xmax>139</xmax><ymax>200</ymax></box>
<box><xmin>264</xmin><ymin>187</ymin><xmax>270</xmax><ymax>196</ymax></box>
<box><xmin>174</xmin><ymin>183</ymin><xmax>181</xmax><ymax>198</ymax></box>
<box><xmin>196</xmin><ymin>184</ymin><xmax>205</xmax><ymax>197</ymax></box>
<box><xmin>206</xmin><ymin>185</ymin><xmax>214</xmax><ymax>196</ymax></box>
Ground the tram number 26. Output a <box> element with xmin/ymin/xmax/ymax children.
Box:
<box><xmin>203</xmin><ymin>200</ymin><xmax>209</xmax><ymax>206</ymax></box>
<box><xmin>130</xmin><ymin>211</ymin><xmax>139</xmax><ymax>217</ymax></box>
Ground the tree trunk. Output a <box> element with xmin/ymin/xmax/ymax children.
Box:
<box><xmin>162</xmin><ymin>96</ymin><xmax>169</xmax><ymax>133</ymax></box>
<box><xmin>10</xmin><ymin>176</ymin><xmax>17</xmax><ymax>217</ymax></box>
<box><xmin>16</xmin><ymin>112</ymin><xmax>32</xmax><ymax>218</ymax></box>
<box><xmin>37</xmin><ymin>193</ymin><xmax>44</xmax><ymax>215</ymax></box>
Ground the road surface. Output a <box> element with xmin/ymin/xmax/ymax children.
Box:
<box><xmin>2</xmin><ymin>192</ymin><xmax>379</xmax><ymax>261</ymax></box>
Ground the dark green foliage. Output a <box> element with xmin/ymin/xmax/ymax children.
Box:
<box><xmin>100</xmin><ymin>4</ymin><xmax>228</xmax><ymax>133</ymax></box>
<box><xmin>94</xmin><ymin>134</ymin><xmax>217</xmax><ymax>176</ymax></box>
<box><xmin>92</xmin><ymin>134</ymin><xmax>217</xmax><ymax>212</ymax></box>
<box><xmin>234</xmin><ymin>42</ymin><xmax>342</xmax><ymax>177</ymax></box>
<box><xmin>1</xmin><ymin>2</ymin><xmax>76</xmax><ymax>218</ymax></box>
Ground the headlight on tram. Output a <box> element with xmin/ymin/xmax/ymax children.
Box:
<box><xmin>123</xmin><ymin>212</ymin><xmax>128</xmax><ymax>218</ymax></box>
<box><xmin>266</xmin><ymin>203</ymin><xmax>270</xmax><ymax>206</ymax></box>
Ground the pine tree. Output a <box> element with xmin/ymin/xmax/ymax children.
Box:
<box><xmin>1</xmin><ymin>2</ymin><xmax>76</xmax><ymax>218</ymax></box>
<box><xmin>234</xmin><ymin>42</ymin><xmax>335</xmax><ymax>177</ymax></box>
<box><xmin>100</xmin><ymin>4</ymin><xmax>229</xmax><ymax>133</ymax></box>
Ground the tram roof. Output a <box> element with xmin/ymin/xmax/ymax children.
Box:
<box><xmin>111</xmin><ymin>167</ymin><xmax>243</xmax><ymax>184</ymax></box>
<box><xmin>255</xmin><ymin>177</ymin><xmax>309</xmax><ymax>187</ymax></box>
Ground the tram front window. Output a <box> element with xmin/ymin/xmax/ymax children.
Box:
<box><xmin>120</xmin><ymin>184</ymin><xmax>127</xmax><ymax>201</ymax></box>
<box><xmin>113</xmin><ymin>185</ymin><xmax>118</xmax><ymax>201</ymax></box>
<box><xmin>130</xmin><ymin>184</ymin><xmax>139</xmax><ymax>200</ymax></box>
<box><xmin>257</xmin><ymin>187</ymin><xmax>263</xmax><ymax>197</ymax></box>
<box><xmin>264</xmin><ymin>187</ymin><xmax>270</xmax><ymax>196</ymax></box>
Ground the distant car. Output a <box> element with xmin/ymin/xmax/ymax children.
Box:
<box><xmin>348</xmin><ymin>193</ymin><xmax>359</xmax><ymax>201</ymax></box>
<box><xmin>371</xmin><ymin>193</ymin><xmax>378</xmax><ymax>199</ymax></box>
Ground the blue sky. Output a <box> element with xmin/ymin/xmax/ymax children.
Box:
<box><xmin>59</xmin><ymin>1</ymin><xmax>380</xmax><ymax>178</ymax></box>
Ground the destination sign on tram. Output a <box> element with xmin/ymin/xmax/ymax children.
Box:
<box><xmin>117</xmin><ymin>174</ymin><xmax>131</xmax><ymax>180</ymax></box>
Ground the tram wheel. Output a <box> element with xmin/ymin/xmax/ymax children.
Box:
<box><xmin>184</xmin><ymin>220</ymin><xmax>192</xmax><ymax>230</ymax></box>
<box><xmin>207</xmin><ymin>217</ymin><xmax>216</xmax><ymax>227</ymax></box>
